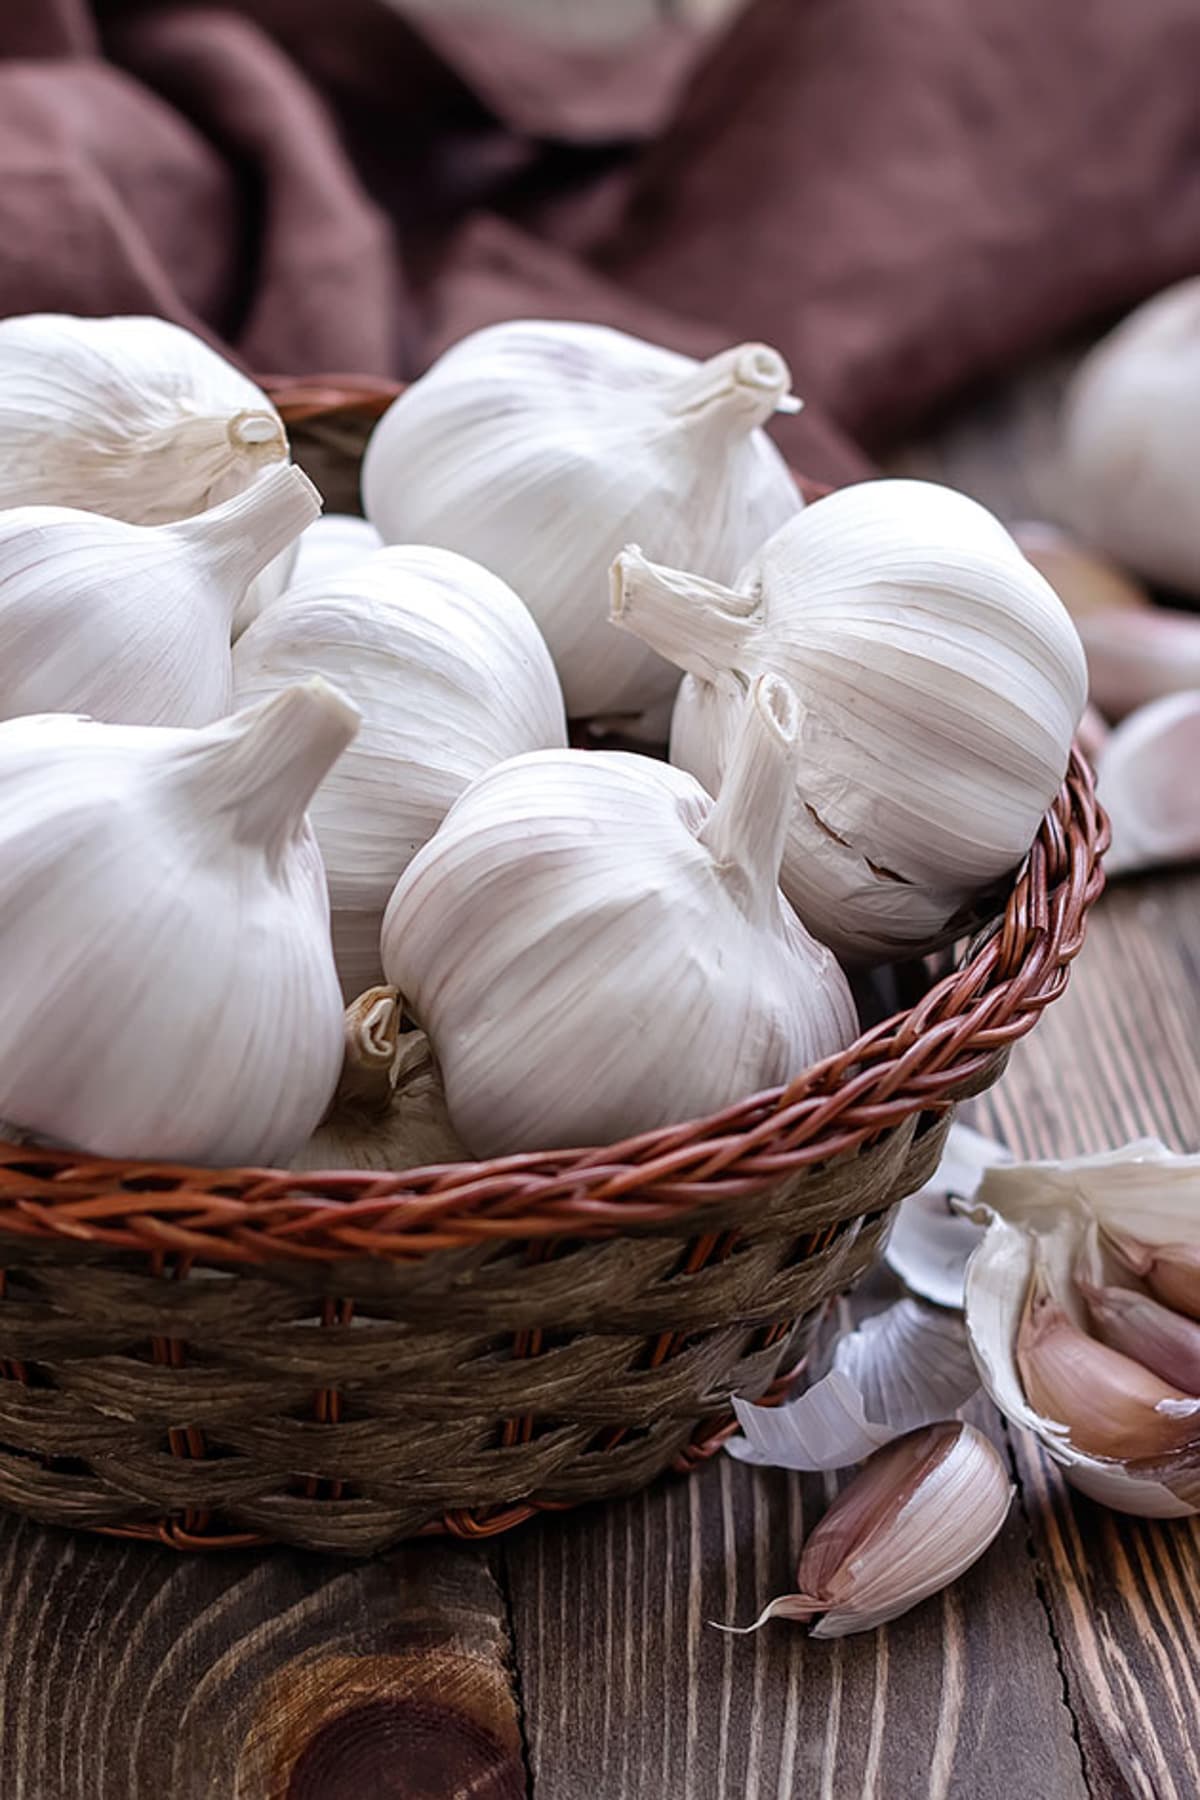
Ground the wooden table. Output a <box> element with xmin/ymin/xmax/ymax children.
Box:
<box><xmin>2</xmin><ymin>370</ymin><xmax>1197</xmax><ymax>1800</ymax></box>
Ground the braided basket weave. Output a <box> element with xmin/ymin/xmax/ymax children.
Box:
<box><xmin>0</xmin><ymin>377</ymin><xmax>1108</xmax><ymax>1554</ymax></box>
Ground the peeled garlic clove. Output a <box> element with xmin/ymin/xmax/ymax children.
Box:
<box><xmin>1078</xmin><ymin>1277</ymin><xmax>1200</xmax><ymax>1394</ymax></box>
<box><xmin>1096</xmin><ymin>691</ymin><xmax>1200</xmax><ymax>875</ymax></box>
<box><xmin>1017</xmin><ymin>1263</ymin><xmax>1200</xmax><ymax>1459</ymax></box>
<box><xmin>234</xmin><ymin>544</ymin><xmax>567</xmax><ymax>998</ymax></box>
<box><xmin>287</xmin><ymin>514</ymin><xmax>384</xmax><ymax>596</ymax></box>
<box><xmin>613</xmin><ymin>478</ymin><xmax>1087</xmax><ymax>963</ymax></box>
<box><xmin>382</xmin><ymin>673</ymin><xmax>857</xmax><ymax>1158</ymax></box>
<box><xmin>730</xmin><ymin>1298</ymin><xmax>979</xmax><ymax>1472</ymax></box>
<box><xmin>0</xmin><ymin>313</ymin><xmax>288</xmax><ymax>525</ymax></box>
<box><xmin>361</xmin><ymin>321</ymin><xmax>802</xmax><ymax>724</ymax></box>
<box><xmin>1056</xmin><ymin>281</ymin><xmax>1200</xmax><ymax>596</ymax></box>
<box><xmin>722</xmin><ymin>1422</ymin><xmax>1011</xmax><ymax>1639</ymax></box>
<box><xmin>0</xmin><ymin>462</ymin><xmax>320</xmax><ymax>728</ymax></box>
<box><xmin>0</xmin><ymin>679</ymin><xmax>357</xmax><ymax>1166</ymax></box>
<box><xmin>885</xmin><ymin>1122</ymin><xmax>1011</xmax><ymax>1309</ymax></box>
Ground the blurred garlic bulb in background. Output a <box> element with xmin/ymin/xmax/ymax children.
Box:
<box><xmin>1056</xmin><ymin>280</ymin><xmax>1200</xmax><ymax>596</ymax></box>
<box><xmin>0</xmin><ymin>314</ymin><xmax>288</xmax><ymax>522</ymax></box>
<box><xmin>288</xmin><ymin>513</ymin><xmax>383</xmax><ymax>593</ymax></box>
<box><xmin>234</xmin><ymin>546</ymin><xmax>567</xmax><ymax>996</ymax></box>
<box><xmin>613</xmin><ymin>479</ymin><xmax>1087</xmax><ymax>962</ymax></box>
<box><xmin>0</xmin><ymin>463</ymin><xmax>320</xmax><ymax>727</ymax></box>
<box><xmin>361</xmin><ymin>320</ymin><xmax>803</xmax><ymax>725</ymax></box>
<box><xmin>382</xmin><ymin>674</ymin><xmax>858</xmax><ymax>1158</ymax></box>
<box><xmin>965</xmin><ymin>1141</ymin><xmax>1200</xmax><ymax>1517</ymax></box>
<box><xmin>0</xmin><ymin>680</ymin><xmax>358</xmax><ymax>1167</ymax></box>
<box><xmin>1096</xmin><ymin>690</ymin><xmax>1200</xmax><ymax>875</ymax></box>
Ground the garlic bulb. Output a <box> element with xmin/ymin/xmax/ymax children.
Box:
<box><xmin>382</xmin><ymin>674</ymin><xmax>857</xmax><ymax>1157</ymax></box>
<box><xmin>234</xmin><ymin>545</ymin><xmax>567</xmax><ymax>997</ymax></box>
<box><xmin>1096</xmin><ymin>691</ymin><xmax>1200</xmax><ymax>876</ymax></box>
<box><xmin>0</xmin><ymin>679</ymin><xmax>358</xmax><ymax>1166</ymax></box>
<box><xmin>289</xmin><ymin>514</ymin><xmax>383</xmax><ymax>594</ymax></box>
<box><xmin>965</xmin><ymin>1141</ymin><xmax>1200</xmax><ymax>1517</ymax></box>
<box><xmin>721</xmin><ymin>1422</ymin><xmax>1012</xmax><ymax>1639</ymax></box>
<box><xmin>613</xmin><ymin>479</ymin><xmax>1088</xmax><ymax>962</ymax></box>
<box><xmin>0</xmin><ymin>462</ymin><xmax>320</xmax><ymax>727</ymax></box>
<box><xmin>1056</xmin><ymin>281</ymin><xmax>1200</xmax><ymax>595</ymax></box>
<box><xmin>0</xmin><ymin>313</ymin><xmax>288</xmax><ymax>526</ymax></box>
<box><xmin>361</xmin><ymin>320</ymin><xmax>803</xmax><ymax>723</ymax></box>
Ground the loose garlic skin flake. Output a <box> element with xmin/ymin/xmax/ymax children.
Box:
<box><xmin>614</xmin><ymin>479</ymin><xmax>1087</xmax><ymax>962</ymax></box>
<box><xmin>361</xmin><ymin>320</ymin><xmax>802</xmax><ymax>725</ymax></box>
<box><xmin>382</xmin><ymin>675</ymin><xmax>857</xmax><ymax>1158</ymax></box>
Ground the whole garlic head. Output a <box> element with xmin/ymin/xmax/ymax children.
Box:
<box><xmin>613</xmin><ymin>479</ymin><xmax>1087</xmax><ymax>962</ymax></box>
<box><xmin>965</xmin><ymin>1142</ymin><xmax>1200</xmax><ymax>1518</ymax></box>
<box><xmin>234</xmin><ymin>545</ymin><xmax>567</xmax><ymax>997</ymax></box>
<box><xmin>381</xmin><ymin>674</ymin><xmax>858</xmax><ymax>1158</ymax></box>
<box><xmin>0</xmin><ymin>463</ymin><xmax>321</xmax><ymax>727</ymax></box>
<box><xmin>0</xmin><ymin>313</ymin><xmax>288</xmax><ymax>526</ymax></box>
<box><xmin>1057</xmin><ymin>281</ymin><xmax>1200</xmax><ymax>595</ymax></box>
<box><xmin>0</xmin><ymin>680</ymin><xmax>359</xmax><ymax>1167</ymax></box>
<box><xmin>361</xmin><ymin>320</ymin><xmax>803</xmax><ymax>724</ymax></box>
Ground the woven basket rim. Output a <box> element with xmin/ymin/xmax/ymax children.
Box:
<box><xmin>0</xmin><ymin>375</ymin><xmax>1109</xmax><ymax>1267</ymax></box>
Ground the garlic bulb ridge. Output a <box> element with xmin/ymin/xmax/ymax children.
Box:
<box><xmin>0</xmin><ymin>462</ymin><xmax>321</xmax><ymax>727</ymax></box>
<box><xmin>0</xmin><ymin>313</ymin><xmax>288</xmax><ymax>526</ymax></box>
<box><xmin>0</xmin><ymin>679</ymin><xmax>358</xmax><ymax>1167</ymax></box>
<box><xmin>613</xmin><ymin>478</ymin><xmax>1087</xmax><ymax>961</ymax></box>
<box><xmin>234</xmin><ymin>544</ymin><xmax>567</xmax><ymax>997</ymax></box>
<box><xmin>381</xmin><ymin>673</ymin><xmax>858</xmax><ymax>1158</ymax></box>
<box><xmin>361</xmin><ymin>319</ymin><xmax>803</xmax><ymax>725</ymax></box>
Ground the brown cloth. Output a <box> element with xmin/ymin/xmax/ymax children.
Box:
<box><xmin>2</xmin><ymin>0</ymin><xmax>1200</xmax><ymax>483</ymax></box>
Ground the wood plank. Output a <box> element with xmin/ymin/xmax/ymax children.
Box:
<box><xmin>0</xmin><ymin>1520</ymin><xmax>526</xmax><ymax>1799</ymax></box>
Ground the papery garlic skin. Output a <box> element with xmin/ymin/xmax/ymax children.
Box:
<box><xmin>1097</xmin><ymin>691</ymin><xmax>1200</xmax><ymax>876</ymax></box>
<box><xmin>0</xmin><ymin>680</ymin><xmax>357</xmax><ymax>1167</ymax></box>
<box><xmin>234</xmin><ymin>545</ymin><xmax>567</xmax><ymax>997</ymax></box>
<box><xmin>0</xmin><ymin>314</ymin><xmax>288</xmax><ymax>526</ymax></box>
<box><xmin>288</xmin><ymin>514</ymin><xmax>383</xmax><ymax>595</ymax></box>
<box><xmin>0</xmin><ymin>462</ymin><xmax>320</xmax><ymax>727</ymax></box>
<box><xmin>965</xmin><ymin>1143</ymin><xmax>1200</xmax><ymax>1517</ymax></box>
<box><xmin>382</xmin><ymin>674</ymin><xmax>857</xmax><ymax>1157</ymax></box>
<box><xmin>361</xmin><ymin>320</ymin><xmax>802</xmax><ymax>722</ymax></box>
<box><xmin>1056</xmin><ymin>281</ymin><xmax>1200</xmax><ymax>595</ymax></box>
<box><xmin>724</xmin><ymin>1422</ymin><xmax>1012</xmax><ymax>1639</ymax></box>
<box><xmin>613</xmin><ymin>479</ymin><xmax>1087</xmax><ymax>962</ymax></box>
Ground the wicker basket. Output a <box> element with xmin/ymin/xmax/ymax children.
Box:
<box><xmin>0</xmin><ymin>378</ymin><xmax>1108</xmax><ymax>1554</ymax></box>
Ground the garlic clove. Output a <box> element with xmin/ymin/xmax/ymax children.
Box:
<box><xmin>1017</xmin><ymin>1262</ymin><xmax>1200</xmax><ymax>1459</ymax></box>
<box><xmin>381</xmin><ymin>673</ymin><xmax>857</xmax><ymax>1157</ymax></box>
<box><xmin>361</xmin><ymin>320</ymin><xmax>802</xmax><ymax>724</ymax></box>
<box><xmin>885</xmin><ymin>1122</ymin><xmax>1011</xmax><ymax>1309</ymax></box>
<box><xmin>0</xmin><ymin>313</ymin><xmax>288</xmax><ymax>527</ymax></box>
<box><xmin>612</xmin><ymin>479</ymin><xmax>1087</xmax><ymax>963</ymax></box>
<box><xmin>1078</xmin><ymin>1275</ymin><xmax>1200</xmax><ymax>1394</ymax></box>
<box><xmin>0</xmin><ymin>461</ymin><xmax>320</xmax><ymax>729</ymax></box>
<box><xmin>720</xmin><ymin>1422</ymin><xmax>1012</xmax><ymax>1639</ymax></box>
<box><xmin>1096</xmin><ymin>691</ymin><xmax>1200</xmax><ymax>876</ymax></box>
<box><xmin>729</xmin><ymin>1298</ymin><xmax>979</xmax><ymax>1471</ymax></box>
<box><xmin>1104</xmin><ymin>1228</ymin><xmax>1200</xmax><ymax>1321</ymax></box>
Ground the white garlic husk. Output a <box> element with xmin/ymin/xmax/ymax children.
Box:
<box><xmin>0</xmin><ymin>462</ymin><xmax>320</xmax><ymax>727</ymax></box>
<box><xmin>234</xmin><ymin>545</ymin><xmax>567</xmax><ymax>997</ymax></box>
<box><xmin>721</xmin><ymin>1421</ymin><xmax>1012</xmax><ymax>1639</ymax></box>
<box><xmin>0</xmin><ymin>679</ymin><xmax>359</xmax><ymax>1166</ymax></box>
<box><xmin>1096</xmin><ymin>690</ymin><xmax>1200</xmax><ymax>876</ymax></box>
<box><xmin>361</xmin><ymin>320</ymin><xmax>803</xmax><ymax>724</ymax></box>
<box><xmin>613</xmin><ymin>479</ymin><xmax>1088</xmax><ymax>962</ymax></box>
<box><xmin>965</xmin><ymin>1141</ymin><xmax>1200</xmax><ymax>1517</ymax></box>
<box><xmin>1056</xmin><ymin>281</ymin><xmax>1200</xmax><ymax>595</ymax></box>
<box><xmin>288</xmin><ymin>514</ymin><xmax>383</xmax><ymax>594</ymax></box>
<box><xmin>382</xmin><ymin>673</ymin><xmax>858</xmax><ymax>1157</ymax></box>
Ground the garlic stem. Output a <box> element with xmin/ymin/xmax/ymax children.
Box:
<box><xmin>668</xmin><ymin>343</ymin><xmax>798</xmax><ymax>432</ymax></box>
<box><xmin>699</xmin><ymin>673</ymin><xmax>799</xmax><ymax>919</ymax></box>
<box><xmin>172</xmin><ymin>678</ymin><xmax>360</xmax><ymax>860</ymax></box>
<box><xmin>610</xmin><ymin>546</ymin><xmax>756</xmax><ymax>685</ymax></box>
<box><xmin>175</xmin><ymin>462</ymin><xmax>321</xmax><ymax>599</ymax></box>
<box><xmin>332</xmin><ymin>986</ymin><xmax>401</xmax><ymax>1115</ymax></box>
<box><xmin>1018</xmin><ymin>1266</ymin><xmax>1200</xmax><ymax>1459</ymax></box>
<box><xmin>229</xmin><ymin>408</ymin><xmax>288</xmax><ymax>454</ymax></box>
